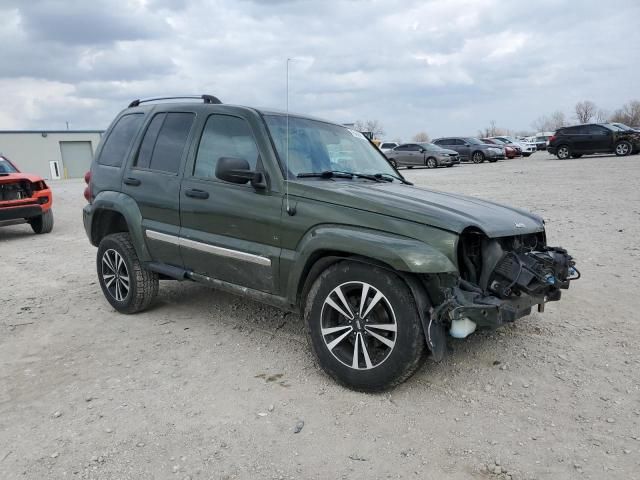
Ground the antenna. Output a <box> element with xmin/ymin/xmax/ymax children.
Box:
<box><xmin>285</xmin><ymin>57</ymin><xmax>293</xmax><ymax>215</ymax></box>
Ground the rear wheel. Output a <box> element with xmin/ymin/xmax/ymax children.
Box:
<box><xmin>425</xmin><ymin>157</ymin><xmax>437</xmax><ymax>169</ymax></box>
<box><xmin>304</xmin><ymin>261</ymin><xmax>426</xmax><ymax>392</ymax></box>
<box><xmin>556</xmin><ymin>145</ymin><xmax>570</xmax><ymax>160</ymax></box>
<box><xmin>30</xmin><ymin>209</ymin><xmax>54</xmax><ymax>234</ymax></box>
<box><xmin>97</xmin><ymin>233</ymin><xmax>159</xmax><ymax>314</ymax></box>
<box><xmin>471</xmin><ymin>151</ymin><xmax>485</xmax><ymax>164</ymax></box>
<box><xmin>615</xmin><ymin>141</ymin><xmax>632</xmax><ymax>156</ymax></box>
<box><xmin>389</xmin><ymin>158</ymin><xmax>398</xmax><ymax>169</ymax></box>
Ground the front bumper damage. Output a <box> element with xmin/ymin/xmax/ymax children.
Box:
<box><xmin>424</xmin><ymin>244</ymin><xmax>579</xmax><ymax>360</ymax></box>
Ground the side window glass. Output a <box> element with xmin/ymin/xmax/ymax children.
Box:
<box><xmin>99</xmin><ymin>114</ymin><xmax>144</xmax><ymax>167</ymax></box>
<box><xmin>135</xmin><ymin>113</ymin><xmax>166</xmax><ymax>169</ymax></box>
<box><xmin>194</xmin><ymin>115</ymin><xmax>259</xmax><ymax>180</ymax></box>
<box><xmin>149</xmin><ymin>113</ymin><xmax>195</xmax><ymax>173</ymax></box>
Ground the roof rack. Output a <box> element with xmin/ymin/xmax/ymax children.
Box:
<box><xmin>128</xmin><ymin>95</ymin><xmax>222</xmax><ymax>108</ymax></box>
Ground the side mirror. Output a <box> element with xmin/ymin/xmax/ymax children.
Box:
<box><xmin>215</xmin><ymin>157</ymin><xmax>266</xmax><ymax>189</ymax></box>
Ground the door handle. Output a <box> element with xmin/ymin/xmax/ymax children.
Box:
<box><xmin>185</xmin><ymin>188</ymin><xmax>209</xmax><ymax>199</ymax></box>
<box><xmin>124</xmin><ymin>177</ymin><xmax>141</xmax><ymax>186</ymax></box>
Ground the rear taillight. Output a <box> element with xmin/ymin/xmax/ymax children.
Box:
<box><xmin>83</xmin><ymin>171</ymin><xmax>92</xmax><ymax>203</ymax></box>
<box><xmin>549</xmin><ymin>135</ymin><xmax>557</xmax><ymax>143</ymax></box>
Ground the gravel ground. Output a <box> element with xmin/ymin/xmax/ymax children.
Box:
<box><xmin>1</xmin><ymin>152</ymin><xmax>639</xmax><ymax>480</ymax></box>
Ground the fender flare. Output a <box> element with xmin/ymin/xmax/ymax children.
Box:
<box><xmin>287</xmin><ymin>224</ymin><xmax>457</xmax><ymax>301</ymax></box>
<box><xmin>89</xmin><ymin>191</ymin><xmax>152</xmax><ymax>262</ymax></box>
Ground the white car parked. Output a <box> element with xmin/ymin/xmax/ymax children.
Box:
<box><xmin>491</xmin><ymin>136</ymin><xmax>537</xmax><ymax>157</ymax></box>
<box><xmin>379</xmin><ymin>142</ymin><xmax>399</xmax><ymax>153</ymax></box>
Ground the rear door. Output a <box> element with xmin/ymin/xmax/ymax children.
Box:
<box><xmin>121</xmin><ymin>109</ymin><xmax>197</xmax><ymax>267</ymax></box>
<box><xmin>562</xmin><ymin>126</ymin><xmax>588</xmax><ymax>153</ymax></box>
<box><xmin>179</xmin><ymin>112</ymin><xmax>282</xmax><ymax>293</ymax></box>
<box><xmin>391</xmin><ymin>144</ymin><xmax>411</xmax><ymax>165</ymax></box>
<box><xmin>584</xmin><ymin>124</ymin><xmax>613</xmax><ymax>152</ymax></box>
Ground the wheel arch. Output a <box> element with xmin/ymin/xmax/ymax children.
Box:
<box><xmin>88</xmin><ymin>191</ymin><xmax>152</xmax><ymax>262</ymax></box>
<box><xmin>289</xmin><ymin>225</ymin><xmax>457</xmax><ymax>306</ymax></box>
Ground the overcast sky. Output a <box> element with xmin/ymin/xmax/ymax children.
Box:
<box><xmin>0</xmin><ymin>0</ymin><xmax>638</xmax><ymax>139</ymax></box>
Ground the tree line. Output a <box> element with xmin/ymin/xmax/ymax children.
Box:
<box><xmin>532</xmin><ymin>99</ymin><xmax>640</xmax><ymax>132</ymax></box>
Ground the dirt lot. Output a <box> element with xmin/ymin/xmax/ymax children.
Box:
<box><xmin>1</xmin><ymin>152</ymin><xmax>639</xmax><ymax>480</ymax></box>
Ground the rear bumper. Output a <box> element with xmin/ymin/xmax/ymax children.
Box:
<box><xmin>0</xmin><ymin>204</ymin><xmax>43</xmax><ymax>222</ymax></box>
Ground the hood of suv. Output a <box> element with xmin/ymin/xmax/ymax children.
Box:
<box><xmin>294</xmin><ymin>180</ymin><xmax>544</xmax><ymax>238</ymax></box>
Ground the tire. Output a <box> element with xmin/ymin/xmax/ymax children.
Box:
<box><xmin>304</xmin><ymin>261</ymin><xmax>426</xmax><ymax>392</ymax></box>
<box><xmin>30</xmin><ymin>209</ymin><xmax>54</xmax><ymax>234</ymax></box>
<box><xmin>446</xmin><ymin>164</ymin><xmax>453</xmax><ymax>167</ymax></box>
<box><xmin>488</xmin><ymin>158</ymin><xmax>498</xmax><ymax>163</ymax></box>
<box><xmin>615</xmin><ymin>141</ymin><xmax>632</xmax><ymax>156</ymax></box>
<box><xmin>571</xmin><ymin>154</ymin><xmax>583</xmax><ymax>159</ymax></box>
<box><xmin>97</xmin><ymin>232</ymin><xmax>159</xmax><ymax>314</ymax></box>
<box><xmin>407</xmin><ymin>166</ymin><xmax>413</xmax><ymax>169</ymax></box>
<box><xmin>425</xmin><ymin>157</ymin><xmax>437</xmax><ymax>169</ymax></box>
<box><xmin>556</xmin><ymin>145</ymin><xmax>570</xmax><ymax>160</ymax></box>
<box><xmin>389</xmin><ymin>158</ymin><xmax>398</xmax><ymax>169</ymax></box>
<box><xmin>471</xmin><ymin>151</ymin><xmax>485</xmax><ymax>164</ymax></box>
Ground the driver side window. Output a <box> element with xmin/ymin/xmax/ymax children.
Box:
<box><xmin>193</xmin><ymin>115</ymin><xmax>259</xmax><ymax>180</ymax></box>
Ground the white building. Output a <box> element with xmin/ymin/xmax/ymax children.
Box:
<box><xmin>0</xmin><ymin>130</ymin><xmax>103</xmax><ymax>180</ymax></box>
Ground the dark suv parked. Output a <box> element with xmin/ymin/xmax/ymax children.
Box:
<box><xmin>432</xmin><ymin>137</ymin><xmax>505</xmax><ymax>163</ymax></box>
<box><xmin>547</xmin><ymin>123</ymin><xmax>640</xmax><ymax>159</ymax></box>
<box><xmin>83</xmin><ymin>95</ymin><xmax>578</xmax><ymax>391</ymax></box>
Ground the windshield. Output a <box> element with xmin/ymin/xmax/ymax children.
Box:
<box><xmin>464</xmin><ymin>138</ymin><xmax>485</xmax><ymax>145</ymax></box>
<box><xmin>611</xmin><ymin>123</ymin><xmax>633</xmax><ymax>131</ymax></box>
<box><xmin>264</xmin><ymin>115</ymin><xmax>397</xmax><ymax>178</ymax></box>
<box><xmin>0</xmin><ymin>157</ymin><xmax>18</xmax><ymax>173</ymax></box>
<box><xmin>380</xmin><ymin>143</ymin><xmax>396</xmax><ymax>149</ymax></box>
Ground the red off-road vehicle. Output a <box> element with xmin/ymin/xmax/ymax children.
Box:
<box><xmin>0</xmin><ymin>155</ymin><xmax>54</xmax><ymax>234</ymax></box>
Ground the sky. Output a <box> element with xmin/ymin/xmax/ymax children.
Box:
<box><xmin>0</xmin><ymin>0</ymin><xmax>638</xmax><ymax>140</ymax></box>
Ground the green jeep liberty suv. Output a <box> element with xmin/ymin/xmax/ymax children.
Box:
<box><xmin>83</xmin><ymin>95</ymin><xmax>578</xmax><ymax>391</ymax></box>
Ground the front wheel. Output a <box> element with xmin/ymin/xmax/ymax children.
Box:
<box><xmin>425</xmin><ymin>157</ymin><xmax>437</xmax><ymax>169</ymax></box>
<box><xmin>97</xmin><ymin>233</ymin><xmax>159</xmax><ymax>314</ymax></box>
<box><xmin>304</xmin><ymin>262</ymin><xmax>426</xmax><ymax>392</ymax></box>
<box><xmin>471</xmin><ymin>151</ymin><xmax>485</xmax><ymax>164</ymax></box>
<box><xmin>30</xmin><ymin>209</ymin><xmax>54</xmax><ymax>234</ymax></box>
<box><xmin>615</xmin><ymin>141</ymin><xmax>632</xmax><ymax>156</ymax></box>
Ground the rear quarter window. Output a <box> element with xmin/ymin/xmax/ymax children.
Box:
<box><xmin>98</xmin><ymin>114</ymin><xmax>145</xmax><ymax>167</ymax></box>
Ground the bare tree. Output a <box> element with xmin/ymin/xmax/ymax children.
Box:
<box><xmin>574</xmin><ymin>100</ymin><xmax>597</xmax><ymax>123</ymax></box>
<box><xmin>392</xmin><ymin>137</ymin><xmax>403</xmax><ymax>144</ymax></box>
<box><xmin>610</xmin><ymin>100</ymin><xmax>640</xmax><ymax>126</ymax></box>
<box><xmin>412</xmin><ymin>131</ymin><xmax>430</xmax><ymax>142</ymax></box>
<box><xmin>353</xmin><ymin>119</ymin><xmax>385</xmax><ymax>138</ymax></box>
<box><xmin>549</xmin><ymin>110</ymin><xmax>567</xmax><ymax>130</ymax></box>
<box><xmin>478</xmin><ymin>120</ymin><xmax>508</xmax><ymax>138</ymax></box>
<box><xmin>595</xmin><ymin>109</ymin><xmax>609</xmax><ymax>123</ymax></box>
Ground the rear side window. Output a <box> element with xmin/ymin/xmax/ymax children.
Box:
<box><xmin>135</xmin><ymin>112</ymin><xmax>195</xmax><ymax>174</ymax></box>
<box><xmin>193</xmin><ymin>115</ymin><xmax>259</xmax><ymax>180</ymax></box>
<box><xmin>99</xmin><ymin>114</ymin><xmax>144</xmax><ymax>167</ymax></box>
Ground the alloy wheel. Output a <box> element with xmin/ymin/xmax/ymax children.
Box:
<box><xmin>101</xmin><ymin>249</ymin><xmax>130</xmax><ymax>302</ymax></box>
<box><xmin>320</xmin><ymin>281</ymin><xmax>397</xmax><ymax>370</ymax></box>
<box><xmin>616</xmin><ymin>143</ymin><xmax>630</xmax><ymax>155</ymax></box>
<box><xmin>557</xmin><ymin>146</ymin><xmax>569</xmax><ymax>159</ymax></box>
<box><xmin>426</xmin><ymin>158</ymin><xmax>437</xmax><ymax>168</ymax></box>
<box><xmin>472</xmin><ymin>152</ymin><xmax>483</xmax><ymax>163</ymax></box>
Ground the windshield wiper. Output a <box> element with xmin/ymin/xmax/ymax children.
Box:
<box><xmin>297</xmin><ymin>170</ymin><xmax>384</xmax><ymax>182</ymax></box>
<box><xmin>374</xmin><ymin>172</ymin><xmax>413</xmax><ymax>185</ymax></box>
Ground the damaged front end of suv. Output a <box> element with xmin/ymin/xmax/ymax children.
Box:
<box><xmin>424</xmin><ymin>229</ymin><xmax>579</xmax><ymax>360</ymax></box>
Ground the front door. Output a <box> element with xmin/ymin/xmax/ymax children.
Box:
<box><xmin>584</xmin><ymin>124</ymin><xmax>613</xmax><ymax>152</ymax></box>
<box><xmin>121</xmin><ymin>110</ymin><xmax>196</xmax><ymax>267</ymax></box>
<box><xmin>179</xmin><ymin>113</ymin><xmax>282</xmax><ymax>293</ymax></box>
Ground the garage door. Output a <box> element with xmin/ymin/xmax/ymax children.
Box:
<box><xmin>59</xmin><ymin>141</ymin><xmax>93</xmax><ymax>179</ymax></box>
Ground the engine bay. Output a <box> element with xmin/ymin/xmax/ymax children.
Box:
<box><xmin>0</xmin><ymin>180</ymin><xmax>34</xmax><ymax>202</ymax></box>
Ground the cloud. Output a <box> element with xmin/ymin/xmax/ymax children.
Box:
<box><xmin>0</xmin><ymin>0</ymin><xmax>638</xmax><ymax>138</ymax></box>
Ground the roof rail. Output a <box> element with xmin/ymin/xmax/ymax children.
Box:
<box><xmin>128</xmin><ymin>95</ymin><xmax>222</xmax><ymax>108</ymax></box>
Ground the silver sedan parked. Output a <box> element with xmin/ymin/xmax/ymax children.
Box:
<box><xmin>386</xmin><ymin>142</ymin><xmax>461</xmax><ymax>169</ymax></box>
